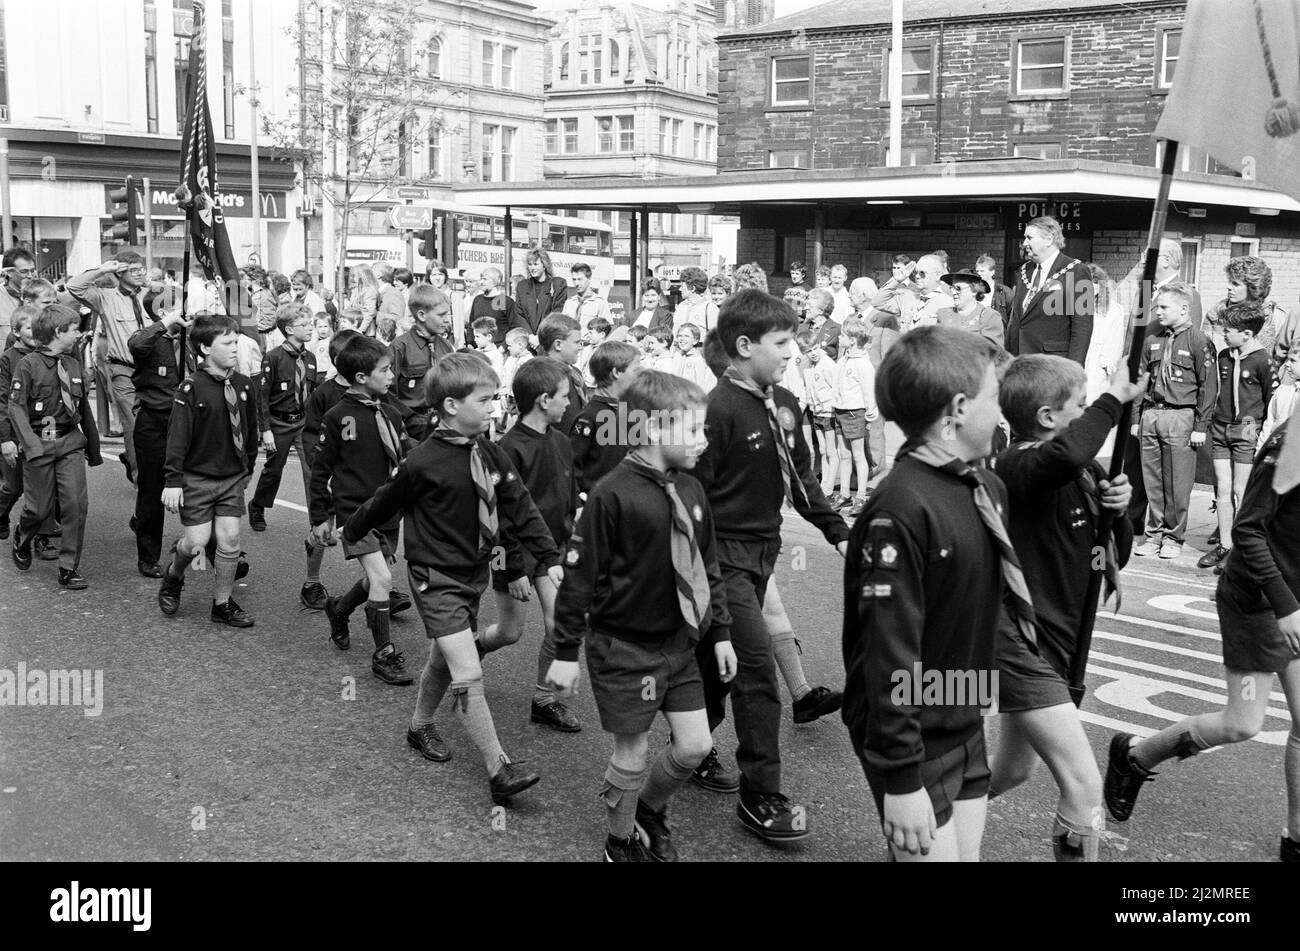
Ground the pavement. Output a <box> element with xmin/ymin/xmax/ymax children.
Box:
<box><xmin>0</xmin><ymin>442</ymin><xmax>1289</xmax><ymax>862</ymax></box>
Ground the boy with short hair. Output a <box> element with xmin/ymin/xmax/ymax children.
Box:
<box><xmin>799</xmin><ymin>330</ymin><xmax>840</xmax><ymax>497</ymax></box>
<box><xmin>311</xmin><ymin>336</ymin><xmax>414</xmax><ymax>685</ymax></box>
<box><xmin>669</xmin><ymin>323</ymin><xmax>714</xmax><ymax>392</ymax></box>
<box><xmin>471</xmin><ymin>316</ymin><xmax>506</xmax><ymax>431</ymax></box>
<box><xmin>580</xmin><ymin>316</ymin><xmax>612</xmax><ymax>387</ymax></box>
<box><xmin>842</xmin><ymin>325</ymin><xmax>1009</xmax><ymax>861</ymax></box>
<box><xmin>550</xmin><ymin>370</ymin><xmax>737</xmax><ymax>861</ymax></box>
<box><xmin>468</xmin><ymin>266</ymin><xmax>517</xmax><ymax>347</ymax></box>
<box><xmin>642</xmin><ymin>328</ymin><xmax>672</xmax><ymax>371</ymax></box>
<box><xmin>501</xmin><ymin>328</ymin><xmax>532</xmax><ymax>427</ymax></box>
<box><xmin>248</xmin><ymin>302</ymin><xmax>318</xmax><ymax>536</ymax></box>
<box><xmin>0</xmin><ymin>306</ymin><xmax>54</xmax><ymax>544</ymax></box>
<box><xmin>1199</xmin><ymin>301</ymin><xmax>1273</xmax><ymax>571</ymax></box>
<box><xmin>989</xmin><ymin>355</ymin><xmax>1144</xmax><ymax>861</ymax></box>
<box><xmin>481</xmin><ymin>358</ymin><xmax>581</xmax><ymax>731</ymax></box>
<box><xmin>567</xmin><ymin>339</ymin><xmax>641</xmax><ymax>494</ymax></box>
<box><xmin>8</xmin><ymin>304</ymin><xmax>103</xmax><ymax>588</ymax></box>
<box><xmin>833</xmin><ymin>317</ymin><xmax>880</xmax><ymax>518</ymax></box>
<box><xmin>344</xmin><ymin>353</ymin><xmax>562</xmax><ymax>804</ymax></box>
<box><xmin>693</xmin><ymin>289</ymin><xmax>850</xmax><ymax>838</ymax></box>
<box><xmin>538</xmin><ymin>313</ymin><xmax>587</xmax><ymax>434</ymax></box>
<box><xmin>157</xmin><ymin>316</ymin><xmax>259</xmax><ymax>626</ymax></box>
<box><xmin>390</xmin><ymin>285</ymin><xmax>455</xmax><ymax>439</ymax></box>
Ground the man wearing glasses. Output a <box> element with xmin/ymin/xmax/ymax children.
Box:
<box><xmin>0</xmin><ymin>249</ymin><xmax>38</xmax><ymax>347</ymax></box>
<box><xmin>66</xmin><ymin>251</ymin><xmax>151</xmax><ymax>485</ymax></box>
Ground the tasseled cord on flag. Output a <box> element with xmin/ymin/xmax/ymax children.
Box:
<box><xmin>1254</xmin><ymin>0</ymin><xmax>1300</xmax><ymax>138</ymax></box>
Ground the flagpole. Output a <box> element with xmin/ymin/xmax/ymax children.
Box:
<box><xmin>1067</xmin><ymin>139</ymin><xmax>1181</xmax><ymax>705</ymax></box>
<box><xmin>179</xmin><ymin>193</ymin><xmax>193</xmax><ymax>381</ymax></box>
<box><xmin>248</xmin><ymin>0</ymin><xmax>262</xmax><ymax>265</ymax></box>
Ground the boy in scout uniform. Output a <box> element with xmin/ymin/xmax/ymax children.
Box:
<box><xmin>389</xmin><ymin>284</ymin><xmax>454</xmax><ymax>439</ymax></box>
<box><xmin>1133</xmin><ymin>282</ymin><xmax>1218</xmax><ymax>560</ymax></box>
<box><xmin>8</xmin><ymin>304</ymin><xmax>103</xmax><ymax>589</ymax></box>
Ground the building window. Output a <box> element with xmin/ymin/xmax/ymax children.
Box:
<box><xmin>1157</xmin><ymin>27</ymin><xmax>1180</xmax><ymax>89</ymax></box>
<box><xmin>174</xmin><ymin>0</ymin><xmax>194</xmax><ymax>128</ymax></box>
<box><xmin>428</xmin><ymin>37</ymin><xmax>442</xmax><ymax>80</ymax></box>
<box><xmin>775</xmin><ymin>232</ymin><xmax>807</xmax><ymax>272</ymax></box>
<box><xmin>563</xmin><ymin>117</ymin><xmax>578</xmax><ymax>153</ymax></box>
<box><xmin>618</xmin><ymin>115</ymin><xmax>634</xmax><ymax>152</ymax></box>
<box><xmin>501</xmin><ymin>126</ymin><xmax>515</xmax><ymax>182</ymax></box>
<box><xmin>482</xmin><ymin>41</ymin><xmax>495</xmax><ymax>87</ymax></box>
<box><xmin>481</xmin><ymin>124</ymin><xmax>514</xmax><ymax>181</ymax></box>
<box><xmin>545</xmin><ymin>118</ymin><xmax>558</xmax><ymax>154</ymax></box>
<box><xmin>1013</xmin><ymin>141</ymin><xmax>1065</xmax><ymax>159</ymax></box>
<box><xmin>1230</xmin><ymin>237</ymin><xmax>1260</xmax><ymax>258</ymax></box>
<box><xmin>900</xmin><ymin>143</ymin><xmax>932</xmax><ymax>166</ymax></box>
<box><xmin>1179</xmin><ymin>238</ymin><xmax>1201</xmax><ymax>287</ymax></box>
<box><xmin>1014</xmin><ymin>36</ymin><xmax>1068</xmax><ymax>95</ymax></box>
<box><xmin>769</xmin><ymin>149</ymin><xmax>811</xmax><ymax>169</ymax></box>
<box><xmin>693</xmin><ymin>123</ymin><xmax>705</xmax><ymax>159</ymax></box>
<box><xmin>659</xmin><ymin>117</ymin><xmax>682</xmax><ymax>156</ymax></box>
<box><xmin>1154</xmin><ymin>140</ymin><xmax>1212</xmax><ymax>173</ymax></box>
<box><xmin>546</xmin><ymin>117</ymin><xmax>578</xmax><ymax>155</ymax></box>
<box><xmin>558</xmin><ymin>42</ymin><xmax>569</xmax><ymax>81</ymax></box>
<box><xmin>481</xmin><ymin>42</ymin><xmax>516</xmax><ymax>90</ymax></box>
<box><xmin>770</xmin><ymin>55</ymin><xmax>811</xmax><ymax>107</ymax></box>
<box><xmin>221</xmin><ymin>1</ymin><xmax>235</xmax><ymax>138</ymax></box>
<box><xmin>609</xmin><ymin>39</ymin><xmax>620</xmax><ymax>78</ymax></box>
<box><xmin>501</xmin><ymin>46</ymin><xmax>514</xmax><ymax>91</ymax></box>
<box><xmin>481</xmin><ymin>124</ymin><xmax>497</xmax><ymax>182</ymax></box>
<box><xmin>579</xmin><ymin>34</ymin><xmax>602</xmax><ymax>85</ymax></box>
<box><xmin>882</xmin><ymin>44</ymin><xmax>934</xmax><ymax>100</ymax></box>
<box><xmin>428</xmin><ymin>126</ymin><xmax>442</xmax><ymax>179</ymax></box>
<box><xmin>598</xmin><ymin>116</ymin><xmax>615</xmax><ymax>153</ymax></box>
<box><xmin>144</xmin><ymin>1</ymin><xmax>158</xmax><ymax>133</ymax></box>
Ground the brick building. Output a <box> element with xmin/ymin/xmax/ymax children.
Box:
<box><xmin>712</xmin><ymin>0</ymin><xmax>1300</xmax><ymax>302</ymax></box>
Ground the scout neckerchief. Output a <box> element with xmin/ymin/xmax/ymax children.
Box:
<box><xmin>902</xmin><ymin>439</ymin><xmax>1039</xmax><ymax>645</ymax></box>
<box><xmin>55</xmin><ymin>355</ymin><xmax>78</xmax><ymax>418</ymax></box>
<box><xmin>354</xmin><ymin>393</ymin><xmax>402</xmax><ymax>469</ymax></box>
<box><xmin>429</xmin><ymin>427</ymin><xmax>497</xmax><ymax>554</ymax></box>
<box><xmin>283</xmin><ymin>341</ymin><xmax>308</xmax><ymax>410</ymax></box>
<box><xmin>722</xmin><ymin>366</ymin><xmax>809</xmax><ymax>509</ymax></box>
<box><xmin>202</xmin><ymin>366</ymin><xmax>244</xmax><ymax>457</ymax></box>
<box><xmin>120</xmin><ymin>286</ymin><xmax>145</xmax><ymax>332</ymax></box>
<box><xmin>1157</xmin><ymin>323</ymin><xmax>1191</xmax><ymax>392</ymax></box>
<box><xmin>1228</xmin><ymin>338</ymin><xmax>1264</xmax><ymax>421</ymax></box>
<box><xmin>623</xmin><ymin>450</ymin><xmax>711</xmax><ymax>636</ymax></box>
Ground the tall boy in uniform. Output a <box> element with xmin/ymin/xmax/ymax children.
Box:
<box><xmin>0</xmin><ymin>306</ymin><xmax>58</xmax><ymax>548</ymax></box>
<box><xmin>549</xmin><ymin>370</ymin><xmax>737</xmax><ymax>861</ymax></box>
<box><xmin>248</xmin><ymin>303</ymin><xmax>318</xmax><ymax>537</ymax></box>
<box><xmin>692</xmin><ymin>288</ymin><xmax>849</xmax><ymax>840</ymax></box>
<box><xmin>1106</xmin><ymin>418</ymin><xmax>1300</xmax><ymax>863</ymax></box>
<box><xmin>841</xmin><ymin>326</ymin><xmax>1009</xmax><ymax>861</ymax></box>
<box><xmin>389</xmin><ymin>285</ymin><xmax>454</xmax><ymax>439</ymax></box>
<box><xmin>8</xmin><ymin>304</ymin><xmax>102</xmax><ymax>589</ymax></box>
<box><xmin>569</xmin><ymin>340</ymin><xmax>642</xmax><ymax>496</ymax></box>
<box><xmin>482</xmin><ymin>358</ymin><xmax>582</xmax><ymax>731</ymax></box>
<box><xmin>311</xmin><ymin>336</ymin><xmax>414</xmax><ymax>685</ymax></box>
<box><xmin>988</xmin><ymin>355</ymin><xmax>1144</xmax><ymax>861</ymax></box>
<box><xmin>157</xmin><ymin>316</ymin><xmax>259</xmax><ymax>627</ymax></box>
<box><xmin>537</xmin><ymin>314</ymin><xmax>588</xmax><ymax>435</ymax></box>
<box><xmin>344</xmin><ymin>353</ymin><xmax>562</xmax><ymax>804</ymax></box>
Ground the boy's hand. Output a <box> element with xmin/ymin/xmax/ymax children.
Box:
<box><xmin>1278</xmin><ymin>609</ymin><xmax>1300</xmax><ymax>655</ymax></box>
<box><xmin>546</xmin><ymin>564</ymin><xmax>564</xmax><ymax>588</ymax></box>
<box><xmin>1130</xmin><ymin>423</ymin><xmax>1140</xmax><ymax>437</ymax></box>
<box><xmin>882</xmin><ymin>789</ymin><xmax>937</xmax><ymax>857</ymax></box>
<box><xmin>1105</xmin><ymin>366</ymin><xmax>1149</xmax><ymax>404</ymax></box>
<box><xmin>545</xmin><ymin>659</ymin><xmax>580</xmax><ymax>698</ymax></box>
<box><xmin>1</xmin><ymin>440</ymin><xmax>17</xmax><ymax>466</ymax></box>
<box><xmin>715</xmin><ymin>641</ymin><xmax>737</xmax><ymax>683</ymax></box>
<box><xmin>311</xmin><ymin>519</ymin><xmax>334</xmax><ymax>544</ymax></box>
<box><xmin>162</xmin><ymin>487</ymin><xmax>183</xmax><ymax>513</ymax></box>
<box><xmin>261</xmin><ymin>431</ymin><xmax>276</xmax><ymax>453</ymax></box>
<box><xmin>1098</xmin><ymin>473</ymin><xmax>1132</xmax><ymax>513</ymax></box>
<box><xmin>508</xmin><ymin>576</ymin><xmax>532</xmax><ymax>602</ymax></box>
<box><xmin>1190</xmin><ymin>430</ymin><xmax>1206</xmax><ymax>448</ymax></box>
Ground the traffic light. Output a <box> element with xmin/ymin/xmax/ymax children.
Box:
<box><xmin>109</xmin><ymin>175</ymin><xmax>141</xmax><ymax>245</ymax></box>
<box><xmin>416</xmin><ymin>228</ymin><xmax>434</xmax><ymax>260</ymax></box>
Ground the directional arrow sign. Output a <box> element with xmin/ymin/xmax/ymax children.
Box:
<box><xmin>389</xmin><ymin>205</ymin><xmax>434</xmax><ymax>230</ymax></box>
<box><xmin>392</xmin><ymin>185</ymin><xmax>430</xmax><ymax>200</ymax></box>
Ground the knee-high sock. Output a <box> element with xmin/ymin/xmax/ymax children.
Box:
<box><xmin>411</xmin><ymin>644</ymin><xmax>451</xmax><ymax>728</ymax></box>
<box><xmin>771</xmin><ymin>630</ymin><xmax>810</xmax><ymax>702</ymax></box>
<box><xmin>169</xmin><ymin>537</ymin><xmax>197</xmax><ymax>579</ymax></box>
<box><xmin>1133</xmin><ymin>716</ymin><xmax>1211</xmax><ymax>771</ymax></box>
<box><xmin>213</xmin><ymin>547</ymin><xmax>240</xmax><ymax>605</ymax></box>
<box><xmin>603</xmin><ymin>760</ymin><xmax>647</xmax><ymax>839</ymax></box>
<box><xmin>1051</xmin><ymin>807</ymin><xmax>1104</xmax><ymax>863</ymax></box>
<box><xmin>534</xmin><ymin>630</ymin><xmax>557</xmax><ymax>705</ymax></box>
<box><xmin>450</xmin><ymin>679</ymin><xmax>505</xmax><ymax>775</ymax></box>
<box><xmin>364</xmin><ymin>601</ymin><xmax>391</xmax><ymax>651</ymax></box>
<box><xmin>638</xmin><ymin>746</ymin><xmax>697</xmax><ymax>813</ymax></box>
<box><xmin>336</xmin><ymin>578</ymin><xmax>369</xmax><ymax>620</ymax></box>
<box><xmin>305</xmin><ymin>537</ymin><xmax>326</xmax><ymax>584</ymax></box>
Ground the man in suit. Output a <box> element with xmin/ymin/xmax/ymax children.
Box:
<box><xmin>1006</xmin><ymin>216</ymin><xmax>1093</xmax><ymax>364</ymax></box>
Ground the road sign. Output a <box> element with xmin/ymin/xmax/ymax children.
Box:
<box><xmin>389</xmin><ymin>205</ymin><xmax>433</xmax><ymax>230</ymax></box>
<box><xmin>392</xmin><ymin>186</ymin><xmax>430</xmax><ymax>201</ymax></box>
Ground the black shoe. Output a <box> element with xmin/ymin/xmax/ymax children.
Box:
<box><xmin>1282</xmin><ymin>834</ymin><xmax>1300</xmax><ymax>863</ymax></box>
<box><xmin>372</xmin><ymin>646</ymin><xmax>413</xmax><ymax>685</ymax></box>
<box><xmin>235</xmin><ymin>554</ymin><xmax>250</xmax><ymax>581</ymax></box>
<box><xmin>158</xmin><ymin>570</ymin><xmax>184</xmax><ymax>615</ymax></box>
<box><xmin>33</xmin><ymin>535</ymin><xmax>59</xmax><ymax>561</ymax></box>
<box><xmin>792</xmin><ymin>685</ymin><xmax>844</xmax><ymax>724</ymax></box>
<box><xmin>634</xmin><ymin>801</ymin><xmax>678</xmax><ymax>862</ymax></box>
<box><xmin>324</xmin><ymin>596</ymin><xmax>351</xmax><ymax>650</ymax></box>
<box><xmin>406</xmin><ymin>724</ymin><xmax>452</xmax><ymax>763</ymax></box>
<box><xmin>119</xmin><ymin>454</ymin><xmax>135</xmax><ymax>485</ymax></box>
<box><xmin>138</xmin><ymin>561</ymin><xmax>163</xmax><ymax>579</ymax></box>
<box><xmin>389</xmin><ymin>590</ymin><xmax>413</xmax><ymax>615</ymax></box>
<box><xmin>489</xmin><ymin>758</ymin><xmax>541</xmax><ymax>805</ymax></box>
<box><xmin>737</xmin><ymin>790</ymin><xmax>809</xmax><ymax>842</ymax></box>
<box><xmin>12</xmin><ymin>534</ymin><xmax>31</xmax><ymax>571</ymax></box>
<box><xmin>530</xmin><ymin>699</ymin><xmax>581</xmax><ymax>733</ymax></box>
<box><xmin>1196</xmin><ymin>545</ymin><xmax>1230</xmax><ymax>569</ymax></box>
<box><xmin>58</xmin><ymin>568</ymin><xmax>88</xmax><ymax>590</ymax></box>
<box><xmin>604</xmin><ymin>832</ymin><xmax>654</xmax><ymax>863</ymax></box>
<box><xmin>691</xmin><ymin>747</ymin><xmax>740</xmax><ymax>793</ymax></box>
<box><xmin>1104</xmin><ymin>732</ymin><xmax>1156</xmax><ymax>822</ymax></box>
<box><xmin>210</xmin><ymin>597</ymin><xmax>255</xmax><ymax>628</ymax></box>
<box><xmin>248</xmin><ymin>507</ymin><xmax>267</xmax><ymax>532</ymax></box>
<box><xmin>300</xmin><ymin>581</ymin><xmax>329</xmax><ymax>611</ymax></box>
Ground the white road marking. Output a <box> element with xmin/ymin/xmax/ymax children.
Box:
<box><xmin>1088</xmin><ymin>650</ymin><xmax>1288</xmax><ymax>703</ymax></box>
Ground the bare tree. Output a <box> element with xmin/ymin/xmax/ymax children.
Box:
<box><xmin>265</xmin><ymin>0</ymin><xmax>453</xmax><ymax>294</ymax></box>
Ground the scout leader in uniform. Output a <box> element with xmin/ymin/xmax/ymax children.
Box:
<box><xmin>1006</xmin><ymin>216</ymin><xmax>1094</xmax><ymax>365</ymax></box>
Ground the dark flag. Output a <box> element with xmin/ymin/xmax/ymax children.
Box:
<box><xmin>177</xmin><ymin>0</ymin><xmax>250</xmax><ymax>324</ymax></box>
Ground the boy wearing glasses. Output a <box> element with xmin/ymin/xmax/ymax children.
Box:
<box><xmin>0</xmin><ymin>249</ymin><xmax>38</xmax><ymax>348</ymax></box>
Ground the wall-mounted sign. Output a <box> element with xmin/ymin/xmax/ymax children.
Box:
<box><xmin>104</xmin><ymin>184</ymin><xmax>289</xmax><ymax>220</ymax></box>
<box><xmin>956</xmin><ymin>214</ymin><xmax>1003</xmax><ymax>230</ymax></box>
<box><xmin>1016</xmin><ymin>200</ymin><xmax>1087</xmax><ymax>233</ymax></box>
